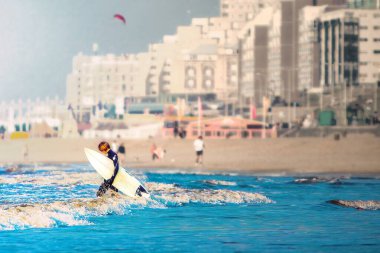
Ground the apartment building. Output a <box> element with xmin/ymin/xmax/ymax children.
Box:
<box><xmin>66</xmin><ymin>53</ymin><xmax>147</xmax><ymax>122</ymax></box>
<box><xmin>267</xmin><ymin>0</ymin><xmax>347</xmax><ymax>101</ymax></box>
<box><xmin>298</xmin><ymin>8</ymin><xmax>380</xmax><ymax>90</ymax></box>
<box><xmin>238</xmin><ymin>7</ymin><xmax>274</xmax><ymax>106</ymax></box>
<box><xmin>220</xmin><ymin>0</ymin><xmax>275</xmax><ymax>23</ymax></box>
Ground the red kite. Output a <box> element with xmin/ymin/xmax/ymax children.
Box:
<box><xmin>114</xmin><ymin>14</ymin><xmax>126</xmax><ymax>24</ymax></box>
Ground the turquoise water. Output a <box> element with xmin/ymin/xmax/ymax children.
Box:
<box><xmin>0</xmin><ymin>164</ymin><xmax>379</xmax><ymax>252</ymax></box>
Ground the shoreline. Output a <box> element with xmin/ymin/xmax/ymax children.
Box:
<box><xmin>1</xmin><ymin>134</ymin><xmax>379</xmax><ymax>174</ymax></box>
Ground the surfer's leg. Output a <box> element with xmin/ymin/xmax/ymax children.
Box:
<box><xmin>109</xmin><ymin>185</ymin><xmax>119</xmax><ymax>193</ymax></box>
<box><xmin>96</xmin><ymin>181</ymin><xmax>109</xmax><ymax>197</ymax></box>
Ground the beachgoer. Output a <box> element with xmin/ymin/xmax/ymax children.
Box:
<box><xmin>96</xmin><ymin>141</ymin><xmax>119</xmax><ymax>197</ymax></box>
<box><xmin>173</xmin><ymin>121</ymin><xmax>179</xmax><ymax>138</ymax></box>
<box><xmin>23</xmin><ymin>144</ymin><xmax>29</xmax><ymax>163</ymax></box>
<box><xmin>111</xmin><ymin>140</ymin><xmax>118</xmax><ymax>152</ymax></box>
<box><xmin>117</xmin><ymin>142</ymin><xmax>126</xmax><ymax>166</ymax></box>
<box><xmin>193</xmin><ymin>136</ymin><xmax>204</xmax><ymax>165</ymax></box>
<box><xmin>150</xmin><ymin>143</ymin><xmax>159</xmax><ymax>160</ymax></box>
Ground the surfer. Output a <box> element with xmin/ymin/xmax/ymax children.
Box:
<box><xmin>96</xmin><ymin>141</ymin><xmax>120</xmax><ymax>197</ymax></box>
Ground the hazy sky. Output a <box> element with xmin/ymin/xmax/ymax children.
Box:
<box><xmin>0</xmin><ymin>0</ymin><xmax>219</xmax><ymax>101</ymax></box>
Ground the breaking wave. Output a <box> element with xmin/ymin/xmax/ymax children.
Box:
<box><xmin>327</xmin><ymin>200</ymin><xmax>380</xmax><ymax>210</ymax></box>
<box><xmin>0</xmin><ymin>192</ymin><xmax>153</xmax><ymax>231</ymax></box>
<box><xmin>292</xmin><ymin>177</ymin><xmax>346</xmax><ymax>184</ymax></box>
<box><xmin>146</xmin><ymin>182</ymin><xmax>272</xmax><ymax>206</ymax></box>
<box><xmin>201</xmin><ymin>180</ymin><xmax>237</xmax><ymax>186</ymax></box>
<box><xmin>0</xmin><ymin>177</ymin><xmax>273</xmax><ymax>230</ymax></box>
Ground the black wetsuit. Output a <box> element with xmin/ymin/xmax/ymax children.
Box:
<box><xmin>96</xmin><ymin>150</ymin><xmax>120</xmax><ymax>197</ymax></box>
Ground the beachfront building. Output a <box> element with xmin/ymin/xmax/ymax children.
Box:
<box><xmin>146</xmin><ymin>25</ymin><xmax>223</xmax><ymax>103</ymax></box>
<box><xmin>66</xmin><ymin>53</ymin><xmax>149</xmax><ymax>122</ymax></box>
<box><xmin>267</xmin><ymin>0</ymin><xmax>348</xmax><ymax>101</ymax></box>
<box><xmin>318</xmin><ymin>10</ymin><xmax>360</xmax><ymax>88</ymax></box>
<box><xmin>0</xmin><ymin>97</ymin><xmax>66</xmax><ymax>137</ymax></box>
<box><xmin>316</xmin><ymin>8</ymin><xmax>380</xmax><ymax>88</ymax></box>
<box><xmin>354</xmin><ymin>9</ymin><xmax>380</xmax><ymax>86</ymax></box>
<box><xmin>145</xmin><ymin>16</ymin><xmax>245</xmax><ymax>106</ymax></box>
<box><xmin>297</xmin><ymin>5</ymin><xmax>380</xmax><ymax>118</ymax></box>
<box><xmin>238</xmin><ymin>7</ymin><xmax>274</xmax><ymax>107</ymax></box>
<box><xmin>298</xmin><ymin>5</ymin><xmax>336</xmax><ymax>91</ymax></box>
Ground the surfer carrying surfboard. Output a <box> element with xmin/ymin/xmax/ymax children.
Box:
<box><xmin>96</xmin><ymin>141</ymin><xmax>120</xmax><ymax>197</ymax></box>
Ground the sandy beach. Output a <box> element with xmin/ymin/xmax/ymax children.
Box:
<box><xmin>1</xmin><ymin>134</ymin><xmax>379</xmax><ymax>174</ymax></box>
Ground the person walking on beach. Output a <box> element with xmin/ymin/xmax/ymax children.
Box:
<box><xmin>117</xmin><ymin>142</ymin><xmax>126</xmax><ymax>166</ymax></box>
<box><xmin>193</xmin><ymin>136</ymin><xmax>204</xmax><ymax>165</ymax></box>
<box><xmin>23</xmin><ymin>144</ymin><xmax>29</xmax><ymax>163</ymax></box>
<box><xmin>97</xmin><ymin>141</ymin><xmax>120</xmax><ymax>197</ymax></box>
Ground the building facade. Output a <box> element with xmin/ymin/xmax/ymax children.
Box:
<box><xmin>0</xmin><ymin>97</ymin><xmax>66</xmax><ymax>134</ymax></box>
<box><xmin>318</xmin><ymin>10</ymin><xmax>360</xmax><ymax>88</ymax></box>
<box><xmin>238</xmin><ymin>7</ymin><xmax>274</xmax><ymax>106</ymax></box>
<box><xmin>220</xmin><ymin>0</ymin><xmax>275</xmax><ymax>23</ymax></box>
<box><xmin>268</xmin><ymin>0</ymin><xmax>348</xmax><ymax>102</ymax></box>
<box><xmin>66</xmin><ymin>53</ymin><xmax>148</xmax><ymax>122</ymax></box>
<box><xmin>299</xmin><ymin>8</ymin><xmax>380</xmax><ymax>90</ymax></box>
<box><xmin>348</xmin><ymin>0</ymin><xmax>380</xmax><ymax>8</ymax></box>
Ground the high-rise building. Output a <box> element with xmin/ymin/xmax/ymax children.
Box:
<box><xmin>298</xmin><ymin>7</ymin><xmax>380</xmax><ymax>90</ymax></box>
<box><xmin>220</xmin><ymin>0</ymin><xmax>275</xmax><ymax>23</ymax></box>
<box><xmin>148</xmin><ymin>24</ymin><xmax>239</xmax><ymax>104</ymax></box>
<box><xmin>238</xmin><ymin>7</ymin><xmax>274</xmax><ymax>106</ymax></box>
<box><xmin>354</xmin><ymin>9</ymin><xmax>380</xmax><ymax>86</ymax></box>
<box><xmin>267</xmin><ymin>0</ymin><xmax>348</xmax><ymax>102</ymax></box>
<box><xmin>298</xmin><ymin>5</ymin><xmax>337</xmax><ymax>91</ymax></box>
<box><xmin>318</xmin><ymin>10</ymin><xmax>360</xmax><ymax>88</ymax></box>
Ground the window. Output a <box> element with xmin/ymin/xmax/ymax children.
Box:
<box><xmin>374</xmin><ymin>38</ymin><xmax>380</xmax><ymax>42</ymax></box>
<box><xmin>359</xmin><ymin>26</ymin><xmax>368</xmax><ymax>30</ymax></box>
<box><xmin>374</xmin><ymin>26</ymin><xmax>380</xmax><ymax>30</ymax></box>
<box><xmin>374</xmin><ymin>50</ymin><xmax>380</xmax><ymax>54</ymax></box>
<box><xmin>360</xmin><ymin>38</ymin><xmax>368</xmax><ymax>42</ymax></box>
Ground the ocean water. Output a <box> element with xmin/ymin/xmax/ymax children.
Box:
<box><xmin>0</xmin><ymin>164</ymin><xmax>379</xmax><ymax>252</ymax></box>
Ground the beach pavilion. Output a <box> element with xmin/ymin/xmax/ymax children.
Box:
<box><xmin>184</xmin><ymin>117</ymin><xmax>277</xmax><ymax>139</ymax></box>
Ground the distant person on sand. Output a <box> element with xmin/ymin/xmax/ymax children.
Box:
<box><xmin>23</xmin><ymin>144</ymin><xmax>29</xmax><ymax>163</ymax></box>
<box><xmin>111</xmin><ymin>140</ymin><xmax>118</xmax><ymax>152</ymax></box>
<box><xmin>97</xmin><ymin>141</ymin><xmax>119</xmax><ymax>197</ymax></box>
<box><xmin>193</xmin><ymin>136</ymin><xmax>204</xmax><ymax>165</ymax></box>
<box><xmin>150</xmin><ymin>143</ymin><xmax>166</xmax><ymax>160</ymax></box>
<box><xmin>117</xmin><ymin>142</ymin><xmax>126</xmax><ymax>166</ymax></box>
<box><xmin>150</xmin><ymin>143</ymin><xmax>158</xmax><ymax>160</ymax></box>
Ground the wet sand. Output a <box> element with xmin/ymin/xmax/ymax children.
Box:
<box><xmin>0</xmin><ymin>134</ymin><xmax>379</xmax><ymax>174</ymax></box>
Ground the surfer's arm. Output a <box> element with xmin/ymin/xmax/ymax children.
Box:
<box><xmin>110</xmin><ymin>153</ymin><xmax>119</xmax><ymax>182</ymax></box>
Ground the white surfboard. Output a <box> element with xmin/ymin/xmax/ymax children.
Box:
<box><xmin>84</xmin><ymin>148</ymin><xmax>149</xmax><ymax>198</ymax></box>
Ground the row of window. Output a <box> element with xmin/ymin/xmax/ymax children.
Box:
<box><xmin>360</xmin><ymin>38</ymin><xmax>380</xmax><ymax>42</ymax></box>
<box><xmin>360</xmin><ymin>26</ymin><xmax>380</xmax><ymax>30</ymax></box>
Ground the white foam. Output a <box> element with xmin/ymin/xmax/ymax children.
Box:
<box><xmin>330</xmin><ymin>200</ymin><xmax>380</xmax><ymax>210</ymax></box>
<box><xmin>202</xmin><ymin>180</ymin><xmax>237</xmax><ymax>186</ymax></box>
<box><xmin>0</xmin><ymin>192</ymin><xmax>157</xmax><ymax>231</ymax></box>
<box><xmin>146</xmin><ymin>182</ymin><xmax>273</xmax><ymax>205</ymax></box>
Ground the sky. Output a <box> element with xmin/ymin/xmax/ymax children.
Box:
<box><xmin>0</xmin><ymin>0</ymin><xmax>219</xmax><ymax>101</ymax></box>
